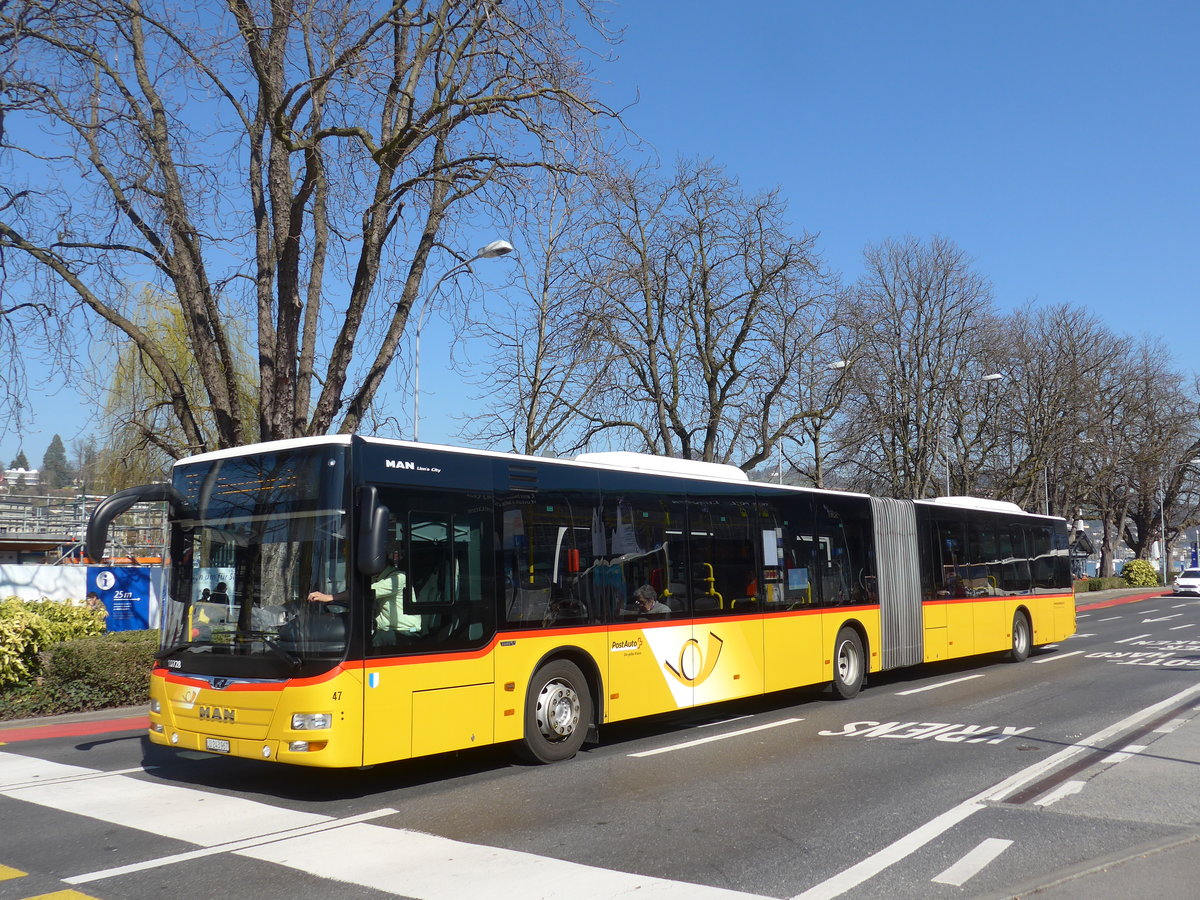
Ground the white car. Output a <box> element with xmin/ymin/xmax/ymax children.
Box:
<box><xmin>1173</xmin><ymin>568</ymin><xmax>1200</xmax><ymax>596</ymax></box>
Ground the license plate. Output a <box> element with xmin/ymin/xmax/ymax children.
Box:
<box><xmin>205</xmin><ymin>737</ymin><xmax>231</xmax><ymax>753</ymax></box>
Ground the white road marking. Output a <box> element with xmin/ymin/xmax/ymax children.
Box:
<box><xmin>1170</xmin><ymin>623</ymin><xmax>1195</xmax><ymax>631</ymax></box>
<box><xmin>1154</xmin><ymin>719</ymin><xmax>1186</xmax><ymax>734</ymax></box>
<box><xmin>2</xmin><ymin>751</ymin><xmax>768</xmax><ymax>899</ymax></box>
<box><xmin>1114</xmin><ymin>633</ymin><xmax>1150</xmax><ymax>644</ymax></box>
<box><xmin>65</xmin><ymin>809</ymin><xmax>398</xmax><ymax>884</ymax></box>
<box><xmin>1104</xmin><ymin>744</ymin><xmax>1146</xmax><ymax>765</ymax></box>
<box><xmin>1065</xmin><ymin>633</ymin><xmax>1096</xmax><ymax>639</ymax></box>
<box><xmin>240</xmin><ymin>822</ymin><xmax>763</xmax><ymax>899</ymax></box>
<box><xmin>1032</xmin><ymin>650</ymin><xmax>1084</xmax><ymax>664</ymax></box>
<box><xmin>1097</xmin><ymin>616</ymin><xmax>1122</xmax><ymax>622</ymax></box>
<box><xmin>895</xmin><ymin>674</ymin><xmax>985</xmax><ymax>695</ymax></box>
<box><xmin>0</xmin><ymin>753</ymin><xmax>327</xmax><ymax>844</ymax></box>
<box><xmin>1142</xmin><ymin>614</ymin><xmax>1182</xmax><ymax>623</ymax></box>
<box><xmin>629</xmin><ymin>718</ymin><xmax>802</xmax><ymax>757</ymax></box>
<box><xmin>1033</xmin><ymin>780</ymin><xmax>1085</xmax><ymax>807</ymax></box>
<box><xmin>931</xmin><ymin>837</ymin><xmax>1013</xmax><ymax>886</ymax></box>
<box><xmin>790</xmin><ymin>682</ymin><xmax>1200</xmax><ymax>900</ymax></box>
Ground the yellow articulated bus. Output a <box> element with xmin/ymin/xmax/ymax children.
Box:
<box><xmin>86</xmin><ymin>436</ymin><xmax>1074</xmax><ymax>768</ymax></box>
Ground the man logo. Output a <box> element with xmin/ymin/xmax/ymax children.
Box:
<box><xmin>198</xmin><ymin>706</ymin><xmax>236</xmax><ymax>722</ymax></box>
<box><xmin>385</xmin><ymin>459</ymin><xmax>416</xmax><ymax>470</ymax></box>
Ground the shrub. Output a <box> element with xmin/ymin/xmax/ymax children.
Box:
<box><xmin>1121</xmin><ymin>558</ymin><xmax>1160</xmax><ymax>587</ymax></box>
<box><xmin>0</xmin><ymin>597</ymin><xmax>106</xmax><ymax>687</ymax></box>
<box><xmin>0</xmin><ymin>598</ymin><xmax>56</xmax><ymax>687</ymax></box>
<box><xmin>24</xmin><ymin>597</ymin><xmax>107</xmax><ymax>644</ymax></box>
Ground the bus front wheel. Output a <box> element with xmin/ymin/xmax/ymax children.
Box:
<box><xmin>1009</xmin><ymin>612</ymin><xmax>1031</xmax><ymax>662</ymax></box>
<box><xmin>517</xmin><ymin>659</ymin><xmax>592</xmax><ymax>764</ymax></box>
<box><xmin>832</xmin><ymin>627</ymin><xmax>865</xmax><ymax>699</ymax></box>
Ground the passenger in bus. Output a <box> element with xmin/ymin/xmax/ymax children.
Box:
<box><xmin>626</xmin><ymin>584</ymin><xmax>670</xmax><ymax>618</ymax></box>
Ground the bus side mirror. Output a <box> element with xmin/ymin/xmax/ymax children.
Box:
<box><xmin>357</xmin><ymin>485</ymin><xmax>390</xmax><ymax>577</ymax></box>
<box><xmin>87</xmin><ymin>483</ymin><xmax>186</xmax><ymax>562</ymax></box>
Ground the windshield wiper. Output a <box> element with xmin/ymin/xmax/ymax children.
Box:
<box><xmin>236</xmin><ymin>631</ymin><xmax>303</xmax><ymax>669</ymax></box>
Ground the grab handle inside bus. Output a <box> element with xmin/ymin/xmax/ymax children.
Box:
<box><xmin>357</xmin><ymin>485</ymin><xmax>390</xmax><ymax>576</ymax></box>
<box><xmin>86</xmin><ymin>483</ymin><xmax>187</xmax><ymax>562</ymax></box>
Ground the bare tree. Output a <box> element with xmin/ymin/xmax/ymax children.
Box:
<box><xmin>981</xmin><ymin>304</ymin><xmax>1131</xmax><ymax>514</ymax></box>
<box><xmin>581</xmin><ymin>159</ymin><xmax>825</xmax><ymax>468</ymax></box>
<box><xmin>1115</xmin><ymin>342</ymin><xmax>1200</xmax><ymax>562</ymax></box>
<box><xmin>837</xmin><ymin>236</ymin><xmax>994</xmax><ymax>497</ymax></box>
<box><xmin>462</xmin><ymin>165</ymin><xmax>605</xmax><ymax>455</ymax></box>
<box><xmin>0</xmin><ymin>0</ymin><xmax>617</xmax><ymax>457</ymax></box>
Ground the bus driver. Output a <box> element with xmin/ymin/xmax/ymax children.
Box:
<box><xmin>308</xmin><ymin>564</ymin><xmax>422</xmax><ymax>639</ymax></box>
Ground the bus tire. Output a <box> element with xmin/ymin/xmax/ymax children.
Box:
<box><xmin>832</xmin><ymin>627</ymin><xmax>865</xmax><ymax>699</ymax></box>
<box><xmin>517</xmin><ymin>659</ymin><xmax>592</xmax><ymax>764</ymax></box>
<box><xmin>1009</xmin><ymin>611</ymin><xmax>1031</xmax><ymax>662</ymax></box>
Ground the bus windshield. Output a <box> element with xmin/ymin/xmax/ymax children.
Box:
<box><xmin>159</xmin><ymin>444</ymin><xmax>349</xmax><ymax>679</ymax></box>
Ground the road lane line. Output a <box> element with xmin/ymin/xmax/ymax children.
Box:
<box><xmin>1170</xmin><ymin>623</ymin><xmax>1195</xmax><ymax>631</ymax></box>
<box><xmin>64</xmin><ymin>809</ymin><xmax>399</xmax><ymax>884</ymax></box>
<box><xmin>629</xmin><ymin>718</ymin><xmax>802</xmax><ymax>757</ymax></box>
<box><xmin>1033</xmin><ymin>780</ymin><xmax>1085</xmax><ymax>807</ymax></box>
<box><xmin>1097</xmin><ymin>616</ymin><xmax>1122</xmax><ymax>622</ymax></box>
<box><xmin>1031</xmin><ymin>650</ymin><xmax>1084</xmax><ymax>664</ymax></box>
<box><xmin>790</xmin><ymin>682</ymin><xmax>1200</xmax><ymax>900</ymax></box>
<box><xmin>895</xmin><ymin>674</ymin><xmax>985</xmax><ymax>695</ymax></box>
<box><xmin>931</xmin><ymin>837</ymin><xmax>1013</xmax><ymax>886</ymax></box>
<box><xmin>1114</xmin><ymin>633</ymin><xmax>1150</xmax><ymax>644</ymax></box>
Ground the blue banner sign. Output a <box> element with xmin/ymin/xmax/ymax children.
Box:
<box><xmin>88</xmin><ymin>566</ymin><xmax>151</xmax><ymax>631</ymax></box>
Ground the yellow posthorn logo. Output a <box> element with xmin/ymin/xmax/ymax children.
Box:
<box><xmin>665</xmin><ymin>632</ymin><xmax>724</xmax><ymax>687</ymax></box>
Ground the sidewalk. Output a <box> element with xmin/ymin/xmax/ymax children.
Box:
<box><xmin>979</xmin><ymin>584</ymin><xmax>1200</xmax><ymax>899</ymax></box>
<box><xmin>979</xmin><ymin>689</ymin><xmax>1200</xmax><ymax>899</ymax></box>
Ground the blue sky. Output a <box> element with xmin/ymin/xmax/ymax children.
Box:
<box><xmin>3</xmin><ymin>1</ymin><xmax>1197</xmax><ymax>468</ymax></box>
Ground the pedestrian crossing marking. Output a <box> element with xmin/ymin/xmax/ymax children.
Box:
<box><xmin>1</xmin><ymin>752</ymin><xmax>766</xmax><ymax>899</ymax></box>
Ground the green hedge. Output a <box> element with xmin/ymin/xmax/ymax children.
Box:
<box><xmin>0</xmin><ymin>630</ymin><xmax>157</xmax><ymax>721</ymax></box>
<box><xmin>1073</xmin><ymin>577</ymin><xmax>1127</xmax><ymax>592</ymax></box>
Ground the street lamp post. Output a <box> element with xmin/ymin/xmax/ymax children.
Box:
<box><xmin>412</xmin><ymin>240</ymin><xmax>514</xmax><ymax>441</ymax></box>
<box><xmin>942</xmin><ymin>372</ymin><xmax>1004</xmax><ymax>497</ymax></box>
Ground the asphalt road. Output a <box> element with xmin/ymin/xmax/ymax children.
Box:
<box><xmin>1</xmin><ymin>590</ymin><xmax>1198</xmax><ymax>899</ymax></box>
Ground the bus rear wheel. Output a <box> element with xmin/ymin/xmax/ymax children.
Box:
<box><xmin>832</xmin><ymin>627</ymin><xmax>865</xmax><ymax>699</ymax></box>
<box><xmin>1009</xmin><ymin>611</ymin><xmax>1031</xmax><ymax>662</ymax></box>
<box><xmin>517</xmin><ymin>659</ymin><xmax>592</xmax><ymax>764</ymax></box>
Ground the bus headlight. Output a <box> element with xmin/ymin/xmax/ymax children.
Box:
<box><xmin>291</xmin><ymin>713</ymin><xmax>332</xmax><ymax>730</ymax></box>
<box><xmin>149</xmin><ymin>698</ymin><xmax>161</xmax><ymax>714</ymax></box>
